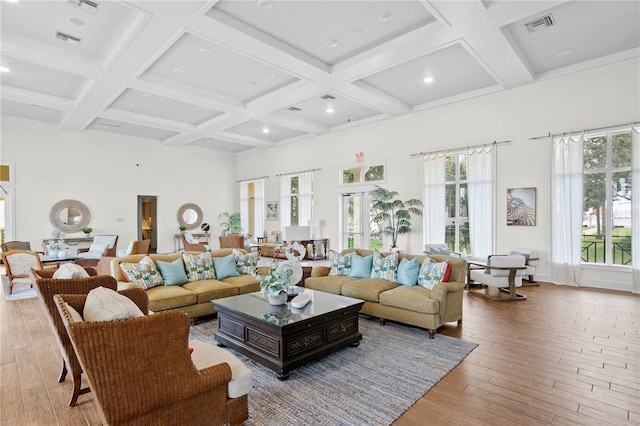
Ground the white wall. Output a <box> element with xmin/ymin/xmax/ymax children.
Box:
<box><xmin>236</xmin><ymin>58</ymin><xmax>640</xmax><ymax>291</ymax></box>
<box><xmin>0</xmin><ymin>124</ymin><xmax>238</xmax><ymax>252</ymax></box>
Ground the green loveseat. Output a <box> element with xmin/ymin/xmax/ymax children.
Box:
<box><xmin>111</xmin><ymin>249</ymin><xmax>263</xmax><ymax>319</ymax></box>
<box><xmin>305</xmin><ymin>248</ymin><xmax>466</xmax><ymax>338</ymax></box>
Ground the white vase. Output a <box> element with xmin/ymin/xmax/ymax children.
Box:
<box><xmin>268</xmin><ymin>292</ymin><xmax>288</xmax><ymax>306</ymax></box>
<box><xmin>57</xmin><ymin>250</ymin><xmax>67</xmax><ymax>259</ymax></box>
<box><xmin>48</xmin><ymin>250</ymin><xmax>58</xmax><ymax>258</ymax></box>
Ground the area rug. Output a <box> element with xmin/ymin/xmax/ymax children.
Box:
<box><xmin>2</xmin><ymin>275</ymin><xmax>37</xmax><ymax>301</ymax></box>
<box><xmin>190</xmin><ymin>315</ymin><xmax>477</xmax><ymax>426</ymax></box>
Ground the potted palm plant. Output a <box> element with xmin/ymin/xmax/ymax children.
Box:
<box><xmin>370</xmin><ymin>186</ymin><xmax>423</xmax><ymax>250</ymax></box>
<box><xmin>218</xmin><ymin>212</ymin><xmax>245</xmax><ymax>248</ymax></box>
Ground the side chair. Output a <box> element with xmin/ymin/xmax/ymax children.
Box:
<box><xmin>31</xmin><ymin>268</ymin><xmax>141</xmax><ymax>407</ymax></box>
<box><xmin>1</xmin><ymin>250</ymin><xmax>43</xmax><ymax>294</ymax></box>
<box><xmin>182</xmin><ymin>233</ymin><xmax>208</xmax><ymax>252</ymax></box>
<box><xmin>1</xmin><ymin>240</ymin><xmax>33</xmax><ymax>252</ymax></box>
<box><xmin>76</xmin><ymin>235</ymin><xmax>119</xmax><ymax>268</ymax></box>
<box><xmin>466</xmin><ymin>254</ymin><xmax>528</xmax><ymax>301</ymax></box>
<box><xmin>54</xmin><ymin>300</ymin><xmax>250</xmax><ymax>426</ymax></box>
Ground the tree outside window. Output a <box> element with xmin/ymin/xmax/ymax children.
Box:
<box><xmin>445</xmin><ymin>154</ymin><xmax>469</xmax><ymax>252</ymax></box>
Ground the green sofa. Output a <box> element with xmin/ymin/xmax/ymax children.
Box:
<box><xmin>111</xmin><ymin>249</ymin><xmax>263</xmax><ymax>319</ymax></box>
<box><xmin>305</xmin><ymin>248</ymin><xmax>466</xmax><ymax>338</ymax></box>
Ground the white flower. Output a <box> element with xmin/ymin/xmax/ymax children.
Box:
<box><xmin>256</xmin><ymin>261</ymin><xmax>294</xmax><ymax>297</ymax></box>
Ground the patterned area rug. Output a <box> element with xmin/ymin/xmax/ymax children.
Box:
<box><xmin>190</xmin><ymin>315</ymin><xmax>477</xmax><ymax>426</ymax></box>
<box><xmin>2</xmin><ymin>275</ymin><xmax>37</xmax><ymax>301</ymax></box>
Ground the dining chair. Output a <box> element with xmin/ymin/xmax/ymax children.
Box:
<box><xmin>1</xmin><ymin>250</ymin><xmax>43</xmax><ymax>294</ymax></box>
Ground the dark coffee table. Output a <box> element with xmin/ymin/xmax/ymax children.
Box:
<box><xmin>213</xmin><ymin>288</ymin><xmax>364</xmax><ymax>380</ymax></box>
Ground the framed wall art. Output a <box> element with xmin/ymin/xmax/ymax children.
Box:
<box><xmin>507</xmin><ymin>187</ymin><xmax>536</xmax><ymax>226</ymax></box>
<box><xmin>266</xmin><ymin>201</ymin><xmax>279</xmax><ymax>220</ymax></box>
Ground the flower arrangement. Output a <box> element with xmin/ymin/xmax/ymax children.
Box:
<box><xmin>257</xmin><ymin>261</ymin><xmax>295</xmax><ymax>297</ymax></box>
<box><xmin>47</xmin><ymin>240</ymin><xmax>64</xmax><ymax>251</ymax></box>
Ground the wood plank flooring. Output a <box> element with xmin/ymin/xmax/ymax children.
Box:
<box><xmin>1</xmin><ymin>279</ymin><xmax>638</xmax><ymax>425</ymax></box>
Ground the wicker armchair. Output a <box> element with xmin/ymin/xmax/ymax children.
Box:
<box><xmin>31</xmin><ymin>269</ymin><xmax>149</xmax><ymax>406</ymax></box>
<box><xmin>53</xmin><ymin>300</ymin><xmax>249</xmax><ymax>426</ymax></box>
<box><xmin>181</xmin><ymin>233</ymin><xmax>208</xmax><ymax>252</ymax></box>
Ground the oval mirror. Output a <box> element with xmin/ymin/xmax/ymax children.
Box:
<box><xmin>177</xmin><ymin>203</ymin><xmax>203</xmax><ymax>230</ymax></box>
<box><xmin>49</xmin><ymin>199</ymin><xmax>91</xmax><ymax>233</ymax></box>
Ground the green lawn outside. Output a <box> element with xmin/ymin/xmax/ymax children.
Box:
<box><xmin>582</xmin><ymin>230</ymin><xmax>632</xmax><ymax>264</ymax></box>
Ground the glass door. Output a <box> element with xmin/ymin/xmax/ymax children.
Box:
<box><xmin>341</xmin><ymin>192</ymin><xmax>378</xmax><ymax>250</ymax></box>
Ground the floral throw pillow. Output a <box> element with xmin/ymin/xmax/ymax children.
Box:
<box><xmin>182</xmin><ymin>252</ymin><xmax>216</xmax><ymax>282</ymax></box>
<box><xmin>119</xmin><ymin>256</ymin><xmax>164</xmax><ymax>290</ymax></box>
<box><xmin>417</xmin><ymin>258</ymin><xmax>449</xmax><ymax>290</ymax></box>
<box><xmin>233</xmin><ymin>249</ymin><xmax>258</xmax><ymax>275</ymax></box>
<box><xmin>328</xmin><ymin>250</ymin><xmax>351</xmax><ymax>276</ymax></box>
<box><xmin>370</xmin><ymin>250</ymin><xmax>398</xmax><ymax>281</ymax></box>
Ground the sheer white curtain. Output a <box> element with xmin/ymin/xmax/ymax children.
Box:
<box><xmin>280</xmin><ymin>175</ymin><xmax>292</xmax><ymax>228</ymax></box>
<box><xmin>423</xmin><ymin>154</ymin><xmax>446</xmax><ymax>244</ymax></box>
<box><xmin>298</xmin><ymin>171</ymin><xmax>314</xmax><ymax>226</ymax></box>
<box><xmin>550</xmin><ymin>134</ymin><xmax>584</xmax><ymax>285</ymax></box>
<box><xmin>254</xmin><ymin>179</ymin><xmax>265</xmax><ymax>238</ymax></box>
<box><xmin>240</xmin><ymin>182</ymin><xmax>249</xmax><ymax>235</ymax></box>
<box><xmin>466</xmin><ymin>146</ymin><xmax>494</xmax><ymax>261</ymax></box>
<box><xmin>632</xmin><ymin>126</ymin><xmax>640</xmax><ymax>293</ymax></box>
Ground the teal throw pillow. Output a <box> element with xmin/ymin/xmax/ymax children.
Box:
<box><xmin>157</xmin><ymin>257</ymin><xmax>188</xmax><ymax>286</ymax></box>
<box><xmin>212</xmin><ymin>253</ymin><xmax>241</xmax><ymax>280</ymax></box>
<box><xmin>396</xmin><ymin>257</ymin><xmax>419</xmax><ymax>286</ymax></box>
<box><xmin>348</xmin><ymin>252</ymin><xmax>373</xmax><ymax>279</ymax></box>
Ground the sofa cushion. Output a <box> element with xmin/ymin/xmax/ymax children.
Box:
<box><xmin>379</xmin><ymin>285</ymin><xmax>440</xmax><ymax>315</ymax></box>
<box><xmin>157</xmin><ymin>257</ymin><xmax>188</xmax><ymax>286</ymax></box>
<box><xmin>328</xmin><ymin>250</ymin><xmax>351</xmax><ymax>276</ymax></box>
<box><xmin>212</xmin><ymin>253</ymin><xmax>240</xmax><ymax>280</ymax></box>
<box><xmin>370</xmin><ymin>250</ymin><xmax>398</xmax><ymax>282</ymax></box>
<box><xmin>221</xmin><ymin>274</ymin><xmax>261</xmax><ymax>294</ymax></box>
<box><xmin>145</xmin><ymin>285</ymin><xmax>197</xmax><ymax>311</ymax></box>
<box><xmin>233</xmin><ymin>249</ymin><xmax>258</xmax><ymax>274</ymax></box>
<box><xmin>341</xmin><ymin>279</ymin><xmax>399</xmax><ymax>302</ymax></box>
<box><xmin>183</xmin><ymin>280</ymin><xmax>239</xmax><ymax>304</ymax></box>
<box><xmin>417</xmin><ymin>258</ymin><xmax>449</xmax><ymax>290</ymax></box>
<box><xmin>304</xmin><ymin>276</ymin><xmax>355</xmax><ymax>295</ymax></box>
<box><xmin>119</xmin><ymin>256</ymin><xmax>164</xmax><ymax>290</ymax></box>
<box><xmin>189</xmin><ymin>340</ymin><xmax>252</xmax><ymax>399</ymax></box>
<box><xmin>348</xmin><ymin>252</ymin><xmax>373</xmax><ymax>279</ymax></box>
<box><xmin>396</xmin><ymin>257</ymin><xmax>419</xmax><ymax>286</ymax></box>
<box><xmin>84</xmin><ymin>286</ymin><xmax>145</xmax><ymax>322</ymax></box>
<box><xmin>183</xmin><ymin>252</ymin><xmax>216</xmax><ymax>282</ymax></box>
<box><xmin>53</xmin><ymin>263</ymin><xmax>90</xmax><ymax>279</ymax></box>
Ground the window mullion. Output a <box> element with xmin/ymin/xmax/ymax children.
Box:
<box><xmin>604</xmin><ymin>133</ymin><xmax>613</xmax><ymax>264</ymax></box>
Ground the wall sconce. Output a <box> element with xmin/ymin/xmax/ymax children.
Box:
<box><xmin>355</xmin><ymin>152</ymin><xmax>364</xmax><ymax>163</ymax></box>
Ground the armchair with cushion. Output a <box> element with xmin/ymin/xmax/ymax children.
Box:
<box><xmin>76</xmin><ymin>235</ymin><xmax>119</xmax><ymax>268</ymax></box>
<box><xmin>510</xmin><ymin>248</ymin><xmax>539</xmax><ymax>284</ymax></box>
<box><xmin>118</xmin><ymin>239</ymin><xmax>151</xmax><ymax>257</ymax></box>
<box><xmin>54</xmin><ymin>295</ymin><xmax>250</xmax><ymax>426</ymax></box>
<box><xmin>1</xmin><ymin>250</ymin><xmax>43</xmax><ymax>294</ymax></box>
<box><xmin>467</xmin><ymin>254</ymin><xmax>527</xmax><ymax>301</ymax></box>
<box><xmin>181</xmin><ymin>233</ymin><xmax>209</xmax><ymax>252</ymax></box>
<box><xmin>31</xmin><ymin>267</ymin><xmax>146</xmax><ymax>406</ymax></box>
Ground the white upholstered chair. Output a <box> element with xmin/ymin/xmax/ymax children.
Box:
<box><xmin>467</xmin><ymin>254</ymin><xmax>527</xmax><ymax>301</ymax></box>
<box><xmin>510</xmin><ymin>248</ymin><xmax>539</xmax><ymax>284</ymax></box>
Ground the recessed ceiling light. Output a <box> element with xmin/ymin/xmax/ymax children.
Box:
<box><xmin>173</xmin><ymin>68</ymin><xmax>184</xmax><ymax>73</ymax></box>
<box><xmin>142</xmin><ymin>93</ymin><xmax>152</xmax><ymax>97</ymax></box>
<box><xmin>198</xmin><ymin>48</ymin><xmax>212</xmax><ymax>55</ymax></box>
<box><xmin>263</xmin><ymin>73</ymin><xmax>275</xmax><ymax>79</ymax></box>
<box><xmin>352</xmin><ymin>26</ymin><xmax>365</xmax><ymax>36</ymax></box>
<box><xmin>262</xmin><ymin>127</ymin><xmax>270</xmax><ymax>134</ymax></box>
<box><xmin>326</xmin><ymin>39</ymin><xmax>339</xmax><ymax>48</ymax></box>
<box><xmin>0</xmin><ymin>66</ymin><xmax>10</xmax><ymax>73</ymax></box>
<box><xmin>423</xmin><ymin>76</ymin><xmax>434</xmax><ymax>84</ymax></box>
<box><xmin>69</xmin><ymin>17</ymin><xmax>85</xmax><ymax>26</ymax></box>
<box><xmin>378</xmin><ymin>12</ymin><xmax>395</xmax><ymax>23</ymax></box>
<box><xmin>326</xmin><ymin>106</ymin><xmax>334</xmax><ymax>114</ymax></box>
<box><xmin>256</xmin><ymin>0</ymin><xmax>273</xmax><ymax>10</ymax></box>
<box><xmin>557</xmin><ymin>50</ymin><xmax>573</xmax><ymax>58</ymax></box>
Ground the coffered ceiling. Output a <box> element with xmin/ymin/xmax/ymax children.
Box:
<box><xmin>1</xmin><ymin>0</ymin><xmax>638</xmax><ymax>153</ymax></box>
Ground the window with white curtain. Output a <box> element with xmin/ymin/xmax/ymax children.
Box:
<box><xmin>280</xmin><ymin>171</ymin><xmax>314</xmax><ymax>227</ymax></box>
<box><xmin>424</xmin><ymin>146</ymin><xmax>494</xmax><ymax>260</ymax></box>
<box><xmin>551</xmin><ymin>124</ymin><xmax>638</xmax><ymax>290</ymax></box>
<box><xmin>240</xmin><ymin>180</ymin><xmax>264</xmax><ymax>239</ymax></box>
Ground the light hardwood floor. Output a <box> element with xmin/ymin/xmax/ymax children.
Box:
<box><xmin>1</xmin><ymin>278</ymin><xmax>638</xmax><ymax>425</ymax></box>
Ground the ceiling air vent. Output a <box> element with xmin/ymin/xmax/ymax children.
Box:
<box><xmin>54</xmin><ymin>31</ymin><xmax>81</xmax><ymax>46</ymax></box>
<box><xmin>319</xmin><ymin>94</ymin><xmax>336</xmax><ymax>100</ymax></box>
<box><xmin>525</xmin><ymin>14</ymin><xmax>555</xmax><ymax>33</ymax></box>
<box><xmin>65</xmin><ymin>0</ymin><xmax>99</xmax><ymax>14</ymax></box>
<box><xmin>287</xmin><ymin>107</ymin><xmax>301</xmax><ymax>112</ymax></box>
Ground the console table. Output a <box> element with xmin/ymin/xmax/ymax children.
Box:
<box><xmin>42</xmin><ymin>237</ymin><xmax>93</xmax><ymax>255</ymax></box>
<box><xmin>285</xmin><ymin>239</ymin><xmax>329</xmax><ymax>260</ymax></box>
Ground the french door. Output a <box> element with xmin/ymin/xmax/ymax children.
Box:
<box><xmin>340</xmin><ymin>192</ymin><xmax>379</xmax><ymax>251</ymax></box>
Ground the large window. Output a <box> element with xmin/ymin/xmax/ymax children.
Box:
<box><xmin>445</xmin><ymin>154</ymin><xmax>469</xmax><ymax>253</ymax></box>
<box><xmin>240</xmin><ymin>180</ymin><xmax>264</xmax><ymax>239</ymax></box>
<box><xmin>280</xmin><ymin>171</ymin><xmax>314</xmax><ymax>227</ymax></box>
<box><xmin>581</xmin><ymin>131</ymin><xmax>632</xmax><ymax>265</ymax></box>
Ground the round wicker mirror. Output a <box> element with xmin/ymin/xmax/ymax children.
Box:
<box><xmin>177</xmin><ymin>203</ymin><xmax>203</xmax><ymax>230</ymax></box>
<box><xmin>49</xmin><ymin>199</ymin><xmax>91</xmax><ymax>233</ymax></box>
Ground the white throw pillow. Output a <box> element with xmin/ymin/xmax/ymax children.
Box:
<box><xmin>83</xmin><ymin>286</ymin><xmax>144</xmax><ymax>322</ymax></box>
<box><xmin>184</xmin><ymin>233</ymin><xmax>197</xmax><ymax>244</ymax></box>
<box><xmin>88</xmin><ymin>243</ymin><xmax>108</xmax><ymax>253</ymax></box>
<box><xmin>53</xmin><ymin>263</ymin><xmax>91</xmax><ymax>279</ymax></box>
<box><xmin>65</xmin><ymin>303</ymin><xmax>84</xmax><ymax>323</ymax></box>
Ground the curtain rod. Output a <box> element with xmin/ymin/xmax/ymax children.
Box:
<box><xmin>236</xmin><ymin>175</ymin><xmax>269</xmax><ymax>183</ymax></box>
<box><xmin>276</xmin><ymin>167</ymin><xmax>321</xmax><ymax>177</ymax></box>
<box><xmin>529</xmin><ymin>121</ymin><xmax>639</xmax><ymax>140</ymax></box>
<box><xmin>410</xmin><ymin>140</ymin><xmax>511</xmax><ymax>158</ymax></box>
